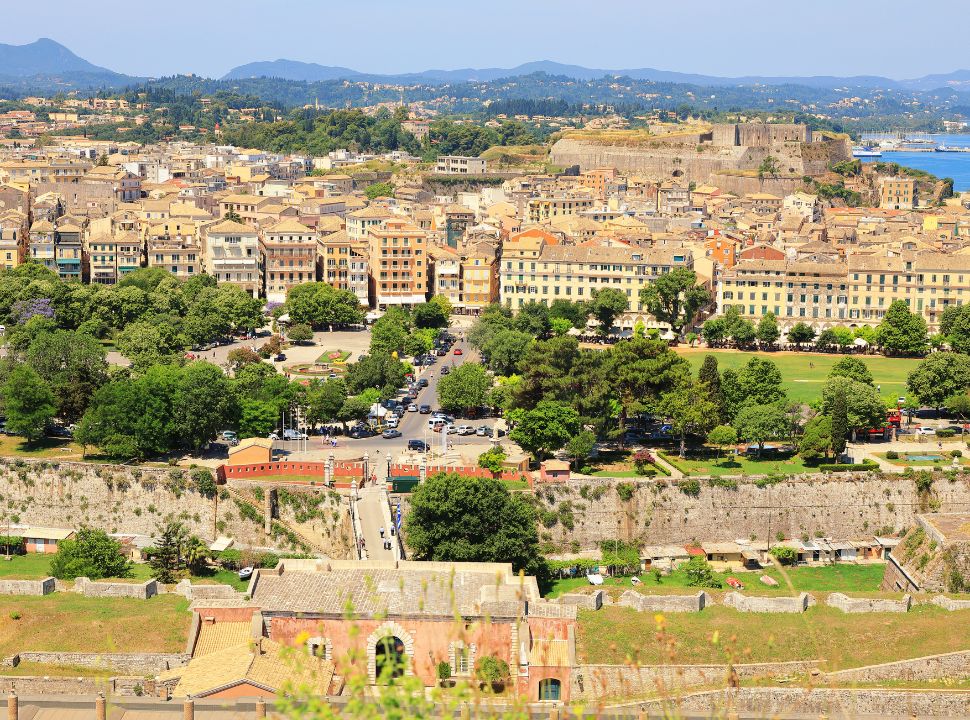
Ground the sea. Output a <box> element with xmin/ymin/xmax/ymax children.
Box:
<box><xmin>858</xmin><ymin>133</ymin><xmax>970</xmax><ymax>191</ymax></box>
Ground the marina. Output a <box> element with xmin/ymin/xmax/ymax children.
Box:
<box><xmin>858</xmin><ymin>133</ymin><xmax>970</xmax><ymax>190</ymax></box>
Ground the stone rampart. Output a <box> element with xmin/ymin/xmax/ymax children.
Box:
<box><xmin>826</xmin><ymin>592</ymin><xmax>911</xmax><ymax>613</ymax></box>
<box><xmin>559</xmin><ymin>590</ymin><xmax>603</xmax><ymax>610</ymax></box>
<box><xmin>6</xmin><ymin>651</ymin><xmax>189</xmax><ymax>674</ymax></box>
<box><xmin>174</xmin><ymin>580</ymin><xmax>241</xmax><ymax>601</ymax></box>
<box><xmin>535</xmin><ymin>472</ymin><xmax>970</xmax><ymax>551</ymax></box>
<box><xmin>722</xmin><ymin>592</ymin><xmax>811</xmax><ymax>613</ymax></box>
<box><xmin>824</xmin><ymin>650</ymin><xmax>970</xmax><ymax>683</ymax></box>
<box><xmin>933</xmin><ymin>595</ymin><xmax>970</xmax><ymax>610</ymax></box>
<box><xmin>572</xmin><ymin>661</ymin><xmax>820</xmax><ymax>700</ymax></box>
<box><xmin>618</xmin><ymin>590</ymin><xmax>708</xmax><ymax>612</ymax></box>
<box><xmin>0</xmin><ymin>577</ymin><xmax>54</xmax><ymax>595</ymax></box>
<box><xmin>74</xmin><ymin>577</ymin><xmax>158</xmax><ymax>599</ymax></box>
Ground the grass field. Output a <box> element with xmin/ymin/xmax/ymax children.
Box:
<box><xmin>659</xmin><ymin>451</ymin><xmax>813</xmax><ymax>477</ymax></box>
<box><xmin>0</xmin><ymin>555</ymin><xmax>248</xmax><ymax>589</ymax></box>
<box><xmin>675</xmin><ymin>349</ymin><xmax>921</xmax><ymax>405</ymax></box>
<box><xmin>0</xmin><ymin>594</ymin><xmax>191</xmax><ymax>656</ymax></box>
<box><xmin>548</xmin><ymin>563</ymin><xmax>886</xmax><ymax>599</ymax></box>
<box><xmin>578</xmin><ymin>604</ymin><xmax>970</xmax><ymax>669</ymax></box>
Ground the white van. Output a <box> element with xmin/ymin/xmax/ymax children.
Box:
<box><xmin>428</xmin><ymin>417</ymin><xmax>446</xmax><ymax>431</ymax></box>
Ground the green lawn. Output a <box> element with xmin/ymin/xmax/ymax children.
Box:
<box><xmin>879</xmin><ymin>452</ymin><xmax>969</xmax><ymax>468</ymax></box>
<box><xmin>548</xmin><ymin>563</ymin><xmax>886</xmax><ymax>599</ymax></box>
<box><xmin>0</xmin><ymin>594</ymin><xmax>191</xmax><ymax>656</ymax></box>
<box><xmin>0</xmin><ymin>435</ymin><xmax>86</xmax><ymax>459</ymax></box>
<box><xmin>676</xmin><ymin>349</ymin><xmax>920</xmax><ymax>405</ymax></box>
<box><xmin>579</xmin><ymin>604</ymin><xmax>970</xmax><ymax>669</ymax></box>
<box><xmin>0</xmin><ymin>554</ymin><xmax>246</xmax><ymax>589</ymax></box>
<box><xmin>660</xmin><ymin>450</ymin><xmax>812</xmax><ymax>477</ymax></box>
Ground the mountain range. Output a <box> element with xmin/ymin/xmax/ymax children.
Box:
<box><xmin>4</xmin><ymin>38</ymin><xmax>970</xmax><ymax>94</ymax></box>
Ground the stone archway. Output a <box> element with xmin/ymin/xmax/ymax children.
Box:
<box><xmin>366</xmin><ymin>622</ymin><xmax>415</xmax><ymax>684</ymax></box>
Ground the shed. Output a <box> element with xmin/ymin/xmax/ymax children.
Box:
<box><xmin>9</xmin><ymin>526</ymin><xmax>74</xmax><ymax>554</ymax></box>
<box><xmin>228</xmin><ymin>437</ymin><xmax>274</xmax><ymax>465</ymax></box>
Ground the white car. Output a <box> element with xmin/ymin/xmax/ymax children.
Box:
<box><xmin>915</xmin><ymin>426</ymin><xmax>937</xmax><ymax>436</ymax></box>
<box><xmin>456</xmin><ymin>425</ymin><xmax>475</xmax><ymax>436</ymax></box>
<box><xmin>283</xmin><ymin>429</ymin><xmax>308</xmax><ymax>440</ymax></box>
<box><xmin>385</xmin><ymin>416</ymin><xmax>399</xmax><ymax>429</ymax></box>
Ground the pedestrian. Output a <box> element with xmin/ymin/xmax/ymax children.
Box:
<box><xmin>380</xmin><ymin>527</ymin><xmax>385</xmax><ymax>538</ymax></box>
<box><xmin>390</xmin><ymin>526</ymin><xmax>395</xmax><ymax>536</ymax></box>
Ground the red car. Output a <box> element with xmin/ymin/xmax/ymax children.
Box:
<box><xmin>453</xmin><ymin>348</ymin><xmax>463</xmax><ymax>355</ymax></box>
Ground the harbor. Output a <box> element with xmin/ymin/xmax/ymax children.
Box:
<box><xmin>856</xmin><ymin>133</ymin><xmax>970</xmax><ymax>190</ymax></box>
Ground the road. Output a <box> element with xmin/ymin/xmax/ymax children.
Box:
<box><xmin>356</xmin><ymin>486</ymin><xmax>396</xmax><ymax>560</ymax></box>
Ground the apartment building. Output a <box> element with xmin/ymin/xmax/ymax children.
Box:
<box><xmin>146</xmin><ymin>223</ymin><xmax>202</xmax><ymax>280</ymax></box>
<box><xmin>718</xmin><ymin>257</ymin><xmax>850</xmax><ymax>325</ymax></box>
<box><xmin>367</xmin><ymin>218</ymin><xmax>427</xmax><ymax>309</ymax></box>
<box><xmin>27</xmin><ymin>219</ymin><xmax>56</xmax><ymax>271</ymax></box>
<box><xmin>86</xmin><ymin>230</ymin><xmax>143</xmax><ymax>284</ymax></box>
<box><xmin>784</xmin><ymin>191</ymin><xmax>822</xmax><ymax>222</ymax></box>
<box><xmin>203</xmin><ymin>219</ymin><xmax>262</xmax><ymax>298</ymax></box>
<box><xmin>319</xmin><ymin>230</ymin><xmax>369</xmax><ymax>307</ymax></box>
<box><xmin>526</xmin><ymin>193</ymin><xmax>595</xmax><ymax>224</ymax></box>
<box><xmin>263</xmin><ymin>219</ymin><xmax>318</xmax><ymax>303</ymax></box>
<box><xmin>879</xmin><ymin>177</ymin><xmax>917</xmax><ymax>211</ymax></box>
<box><xmin>578</xmin><ymin>167</ymin><xmax>620</xmax><ymax>199</ymax></box>
<box><xmin>0</xmin><ymin>212</ymin><xmax>25</xmax><ymax>270</ymax></box>
<box><xmin>435</xmin><ymin>156</ymin><xmax>487</xmax><ymax>175</ymax></box>
<box><xmin>346</xmin><ymin>205</ymin><xmax>392</xmax><ymax>242</ymax></box>
<box><xmin>500</xmin><ymin>243</ymin><xmax>694</xmax><ymax>325</ymax></box>
<box><xmin>427</xmin><ymin>245</ymin><xmax>461</xmax><ymax>309</ymax></box>
<box><xmin>53</xmin><ymin>219</ymin><xmax>85</xmax><ymax>281</ymax></box>
<box><xmin>657</xmin><ymin>182</ymin><xmax>691</xmax><ymax>215</ymax></box>
<box><xmin>217</xmin><ymin>194</ymin><xmax>274</xmax><ymax>225</ymax></box>
<box><xmin>461</xmin><ymin>242</ymin><xmax>499</xmax><ymax>313</ymax></box>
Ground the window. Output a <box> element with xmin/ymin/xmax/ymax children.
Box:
<box><xmin>538</xmin><ymin>678</ymin><xmax>561</xmax><ymax>701</ymax></box>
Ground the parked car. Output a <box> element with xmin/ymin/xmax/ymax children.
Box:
<box><xmin>221</xmin><ymin>430</ymin><xmax>239</xmax><ymax>446</ymax></box>
<box><xmin>407</xmin><ymin>403</ymin><xmax>418</xmax><ymax>412</ymax></box>
<box><xmin>436</xmin><ymin>348</ymin><xmax>448</xmax><ymax>357</ymax></box>
<box><xmin>453</xmin><ymin>348</ymin><xmax>463</xmax><ymax>356</ymax></box>
<box><xmin>348</xmin><ymin>425</ymin><xmax>375</xmax><ymax>439</ymax></box>
<box><xmin>408</xmin><ymin>439</ymin><xmax>428</xmax><ymax>452</ymax></box>
<box><xmin>475</xmin><ymin>426</ymin><xmax>490</xmax><ymax>437</ymax></box>
<box><xmin>456</xmin><ymin>425</ymin><xmax>475</xmax><ymax>436</ymax></box>
<box><xmin>429</xmin><ymin>418</ymin><xmax>447</xmax><ymax>431</ymax></box>
<box><xmin>283</xmin><ymin>429</ymin><xmax>308</xmax><ymax>440</ymax></box>
<box><xmin>385</xmin><ymin>417</ymin><xmax>399</xmax><ymax>429</ymax></box>
<box><xmin>267</xmin><ymin>432</ymin><xmax>280</xmax><ymax>440</ymax></box>
<box><xmin>915</xmin><ymin>426</ymin><xmax>937</xmax><ymax>435</ymax></box>
<box><xmin>440</xmin><ymin>366</ymin><xmax>450</xmax><ymax>375</ymax></box>
<box><xmin>48</xmin><ymin>425</ymin><xmax>73</xmax><ymax>439</ymax></box>
<box><xmin>418</xmin><ymin>378</ymin><xmax>429</xmax><ymax>388</ymax></box>
<box><xmin>432</xmin><ymin>412</ymin><xmax>455</xmax><ymax>423</ymax></box>
<box><xmin>274</xmin><ymin>353</ymin><xmax>287</xmax><ymax>362</ymax></box>
<box><xmin>444</xmin><ymin>424</ymin><xmax>459</xmax><ymax>434</ymax></box>
<box><xmin>382</xmin><ymin>429</ymin><xmax>403</xmax><ymax>439</ymax></box>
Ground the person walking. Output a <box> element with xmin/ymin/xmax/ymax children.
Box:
<box><xmin>379</xmin><ymin>527</ymin><xmax>385</xmax><ymax>539</ymax></box>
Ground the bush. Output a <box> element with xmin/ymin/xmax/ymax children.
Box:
<box><xmin>476</xmin><ymin>655</ymin><xmax>510</xmax><ymax>684</ymax></box>
<box><xmin>9</xmin><ymin>611</ymin><xmax>21</xmax><ymax>620</ymax></box>
<box><xmin>632</xmin><ymin>449</ymin><xmax>655</xmax><ymax>475</ymax></box>
<box><xmin>819</xmin><ymin>460</ymin><xmax>878</xmax><ymax>473</ymax></box>
<box><xmin>190</xmin><ymin>469</ymin><xmax>216</xmax><ymax>499</ymax></box>
<box><xmin>287</xmin><ymin>323</ymin><xmax>314</xmax><ymax>344</ymax></box>
<box><xmin>885</xmin><ymin>450</ymin><xmax>899</xmax><ymax>460</ymax></box>
<box><xmin>436</xmin><ymin>661</ymin><xmax>452</xmax><ymax>682</ymax></box>
<box><xmin>683</xmin><ymin>555</ymin><xmax>722</xmax><ymax>588</ymax></box>
<box><xmin>678</xmin><ymin>478</ymin><xmax>701</xmax><ymax>497</ymax></box>
<box><xmin>616</xmin><ymin>482</ymin><xmax>635</xmax><ymax>501</ymax></box>
<box><xmin>218</xmin><ymin>548</ymin><xmax>243</xmax><ymax>570</ymax></box>
<box><xmin>770</xmin><ymin>546</ymin><xmax>798</xmax><ymax>565</ymax></box>
<box><xmin>936</xmin><ymin>428</ymin><xmax>956</xmax><ymax>438</ymax></box>
<box><xmin>49</xmin><ymin>528</ymin><xmax>132</xmax><ymax>580</ymax></box>
<box><xmin>258</xmin><ymin>552</ymin><xmax>280</xmax><ymax>568</ymax></box>
<box><xmin>951</xmin><ymin>449</ymin><xmax>963</xmax><ymax>458</ymax></box>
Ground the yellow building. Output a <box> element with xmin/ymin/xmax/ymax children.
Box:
<box><xmin>368</xmin><ymin>218</ymin><xmax>427</xmax><ymax>309</ymax></box>
<box><xmin>461</xmin><ymin>242</ymin><xmax>499</xmax><ymax>313</ymax></box>
<box><xmin>879</xmin><ymin>177</ymin><xmax>917</xmax><ymax>210</ymax></box>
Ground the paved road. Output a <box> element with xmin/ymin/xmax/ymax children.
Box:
<box><xmin>356</xmin><ymin>486</ymin><xmax>396</xmax><ymax>560</ymax></box>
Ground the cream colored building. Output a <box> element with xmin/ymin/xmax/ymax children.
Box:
<box><xmin>879</xmin><ymin>177</ymin><xmax>917</xmax><ymax>210</ymax></box>
<box><xmin>203</xmin><ymin>219</ymin><xmax>262</xmax><ymax>298</ymax></box>
<box><xmin>526</xmin><ymin>193</ymin><xmax>595</xmax><ymax>224</ymax></box>
<box><xmin>368</xmin><ymin>218</ymin><xmax>427</xmax><ymax>308</ymax></box>
<box><xmin>319</xmin><ymin>230</ymin><xmax>369</xmax><ymax>307</ymax></box>
<box><xmin>262</xmin><ymin>218</ymin><xmax>317</xmax><ymax>303</ymax></box>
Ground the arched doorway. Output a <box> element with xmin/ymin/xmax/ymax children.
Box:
<box><xmin>538</xmin><ymin>677</ymin><xmax>561</xmax><ymax>701</ymax></box>
<box><xmin>375</xmin><ymin>635</ymin><xmax>406</xmax><ymax>682</ymax></box>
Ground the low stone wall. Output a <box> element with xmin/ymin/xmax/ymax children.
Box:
<box><xmin>647</xmin><ymin>687</ymin><xmax>970</xmax><ymax>716</ymax></box>
<box><xmin>174</xmin><ymin>580</ymin><xmax>240</xmax><ymax>601</ymax></box>
<box><xmin>6</xmin><ymin>652</ymin><xmax>190</xmax><ymax>674</ymax></box>
<box><xmin>572</xmin><ymin>661</ymin><xmax>820</xmax><ymax>700</ymax></box>
<box><xmin>0</xmin><ymin>675</ymin><xmax>150</xmax><ymax>696</ymax></box>
<box><xmin>559</xmin><ymin>590</ymin><xmax>603</xmax><ymax>610</ymax></box>
<box><xmin>722</xmin><ymin>592</ymin><xmax>812</xmax><ymax>613</ymax></box>
<box><xmin>827</xmin><ymin>592</ymin><xmax>911</xmax><ymax>613</ymax></box>
<box><xmin>933</xmin><ymin>595</ymin><xmax>970</xmax><ymax>611</ymax></box>
<box><xmin>618</xmin><ymin>590</ymin><xmax>708</xmax><ymax>612</ymax></box>
<box><xmin>74</xmin><ymin>577</ymin><xmax>158</xmax><ymax>599</ymax></box>
<box><xmin>0</xmin><ymin>577</ymin><xmax>55</xmax><ymax>595</ymax></box>
<box><xmin>824</xmin><ymin>650</ymin><xmax>970</xmax><ymax>683</ymax></box>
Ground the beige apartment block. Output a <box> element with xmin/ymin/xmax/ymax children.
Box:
<box><xmin>368</xmin><ymin>218</ymin><xmax>427</xmax><ymax>309</ymax></box>
<box><xmin>203</xmin><ymin>219</ymin><xmax>262</xmax><ymax>298</ymax></box>
<box><xmin>263</xmin><ymin>218</ymin><xmax>317</xmax><ymax>303</ymax></box>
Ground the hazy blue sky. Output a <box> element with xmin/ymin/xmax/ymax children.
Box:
<box><xmin>2</xmin><ymin>0</ymin><xmax>967</xmax><ymax>79</ymax></box>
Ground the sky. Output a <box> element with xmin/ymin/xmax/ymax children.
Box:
<box><xmin>2</xmin><ymin>0</ymin><xmax>969</xmax><ymax>79</ymax></box>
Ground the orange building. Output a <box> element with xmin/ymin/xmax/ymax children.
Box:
<box><xmin>368</xmin><ymin>218</ymin><xmax>427</xmax><ymax>309</ymax></box>
<box><xmin>704</xmin><ymin>232</ymin><xmax>740</xmax><ymax>268</ymax></box>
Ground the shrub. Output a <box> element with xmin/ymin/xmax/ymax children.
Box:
<box><xmin>770</xmin><ymin>546</ymin><xmax>798</xmax><ymax>565</ymax></box>
<box><xmin>936</xmin><ymin>429</ymin><xmax>956</xmax><ymax>438</ymax></box>
<box><xmin>258</xmin><ymin>552</ymin><xmax>280</xmax><ymax>568</ymax></box>
<box><xmin>49</xmin><ymin>528</ymin><xmax>132</xmax><ymax>580</ymax></box>
<box><xmin>952</xmin><ymin>449</ymin><xmax>963</xmax><ymax>458</ymax></box>
<box><xmin>678</xmin><ymin>478</ymin><xmax>701</xmax><ymax>497</ymax></box>
<box><xmin>476</xmin><ymin>655</ymin><xmax>510</xmax><ymax>684</ymax></box>
<box><xmin>616</xmin><ymin>482</ymin><xmax>635</xmax><ymax>501</ymax></box>
<box><xmin>436</xmin><ymin>661</ymin><xmax>452</xmax><ymax>682</ymax></box>
<box><xmin>885</xmin><ymin>450</ymin><xmax>899</xmax><ymax>460</ymax></box>
<box><xmin>914</xmin><ymin>471</ymin><xmax>934</xmax><ymax>494</ymax></box>
<box><xmin>9</xmin><ymin>611</ymin><xmax>21</xmax><ymax>620</ymax></box>
<box><xmin>819</xmin><ymin>460</ymin><xmax>878</xmax><ymax>473</ymax></box>
<box><xmin>632</xmin><ymin>449</ymin><xmax>655</xmax><ymax>475</ymax></box>
<box><xmin>190</xmin><ymin>469</ymin><xmax>216</xmax><ymax>499</ymax></box>
<box><xmin>683</xmin><ymin>555</ymin><xmax>722</xmax><ymax>588</ymax></box>
<box><xmin>218</xmin><ymin>548</ymin><xmax>243</xmax><ymax>570</ymax></box>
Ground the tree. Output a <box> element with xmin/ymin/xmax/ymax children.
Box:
<box><xmin>907</xmin><ymin>352</ymin><xmax>970</xmax><ymax>410</ymax></box>
<box><xmin>831</xmin><ymin>385</ymin><xmax>849</xmax><ymax>457</ymax></box>
<box><xmin>405</xmin><ymin>473</ymin><xmax>547</xmax><ymax>586</ymax></box>
<box><xmin>346</xmin><ymin>354</ymin><xmax>407</xmax><ymax>399</ymax></box>
<box><xmin>173</xmin><ymin>361</ymin><xmax>238</xmax><ymax>453</ymax></box>
<box><xmin>946</xmin><ymin>393</ymin><xmax>970</xmax><ymax>422</ymax></box>
<box><xmin>588</xmin><ymin>288</ymin><xmax>628</xmax><ymax>336</ymax></box>
<box><xmin>683</xmin><ymin>556</ymin><xmax>722</xmax><ymax>588</ymax></box>
<box><xmin>758</xmin><ymin>155</ymin><xmax>779</xmax><ymax>178</ymax></box>
<box><xmin>638</xmin><ymin>267</ymin><xmax>710</xmax><ymax>337</ymax></box>
<box><xmin>428</xmin><ymin>294</ymin><xmax>453</xmax><ymax>318</ymax></box>
<box><xmin>829</xmin><ymin>356</ymin><xmax>874</xmax><ymax>385</ymax></box>
<box><xmin>477</xmin><ymin>446</ymin><xmax>507</xmax><ymax>474</ymax></box>
<box><xmin>306</xmin><ymin>379</ymin><xmax>348</xmax><ymax>426</ymax></box>
<box><xmin>550</xmin><ymin>317</ymin><xmax>572</xmax><ymax>336</ymax></box>
<box><xmin>707</xmin><ymin>424</ymin><xmax>738</xmax><ymax>459</ymax></box>
<box><xmin>799</xmin><ymin>415</ymin><xmax>832</xmax><ymax>463</ymax></box>
<box><xmin>701</xmin><ymin>316</ymin><xmax>728</xmax><ymax>346</ymax></box>
<box><xmin>481</xmin><ymin>329</ymin><xmax>533</xmax><ymax>376</ymax></box>
<box><xmin>48</xmin><ymin>528</ymin><xmax>131</xmax><ymax>580</ymax></box>
<box><xmin>436</xmin><ymin>363</ymin><xmax>489</xmax><ymax>414</ymax></box>
<box><xmin>732</xmin><ymin>401</ymin><xmax>789</xmax><ymax>456</ymax></box>
<box><xmin>605</xmin><ymin>336</ymin><xmax>690</xmax><ymax>430</ymax></box>
<box><xmin>513</xmin><ymin>301</ymin><xmax>551</xmax><ymax>337</ymax></box>
<box><xmin>285</xmin><ymin>282</ymin><xmax>364</xmax><ymax>329</ymax></box>
<box><xmin>941</xmin><ymin>304</ymin><xmax>970</xmax><ymax>354</ymax></box>
<box><xmin>223</xmin><ymin>210</ymin><xmax>243</xmax><ymax>223</ymax></box>
<box><xmin>226</xmin><ymin>347</ymin><xmax>261</xmax><ymax>372</ymax></box>
<box><xmin>337</xmin><ymin>394</ymin><xmax>372</xmax><ymax>430</ymax></box>
<box><xmin>658</xmin><ymin>378</ymin><xmax>717</xmax><ymax>457</ymax></box>
<box><xmin>729</xmin><ymin>356</ymin><xmax>786</xmax><ymax>411</ymax></box>
<box><xmin>116</xmin><ymin>320</ymin><xmax>184</xmax><ymax>369</ymax></box>
<box><xmin>698</xmin><ymin>354</ymin><xmax>727</xmax><ymax>423</ymax></box>
<box><xmin>412</xmin><ymin>301</ymin><xmax>449</xmax><ymax>329</ymax></box>
<box><xmin>148</xmin><ymin>521</ymin><xmax>187</xmax><ymax>584</ymax></box>
<box><xmin>369</xmin><ymin>309</ymin><xmax>409</xmax><ymax>356</ymax></box>
<box><xmin>403</xmin><ymin>329</ymin><xmax>434</xmax><ymax>358</ymax></box>
<box><xmin>821</xmin><ymin>377</ymin><xmax>886</xmax><ymax>431</ymax></box>
<box><xmin>3</xmin><ymin>364</ymin><xmax>56</xmax><ymax>442</ymax></box>
<box><xmin>876</xmin><ymin>300</ymin><xmax>928</xmax><ymax>357</ymax></box>
<box><xmin>287</xmin><ymin>323</ymin><xmax>314</xmax><ymax>344</ymax></box>
<box><xmin>786</xmin><ymin>322</ymin><xmax>816</xmax><ymax>348</ymax></box>
<box><xmin>756</xmin><ymin>312</ymin><xmax>780</xmax><ymax>348</ymax></box>
<box><xmin>548</xmin><ymin>298</ymin><xmax>588</xmax><ymax>329</ymax></box>
<box><xmin>510</xmin><ymin>400</ymin><xmax>580</xmax><ymax>460</ymax></box>
<box><xmin>566</xmin><ymin>430</ymin><xmax>597</xmax><ymax>469</ymax></box>
<box><xmin>24</xmin><ymin>329</ymin><xmax>108</xmax><ymax>422</ymax></box>
<box><xmin>770</xmin><ymin>546</ymin><xmax>798</xmax><ymax>565</ymax></box>
<box><xmin>364</xmin><ymin>181</ymin><xmax>394</xmax><ymax>199</ymax></box>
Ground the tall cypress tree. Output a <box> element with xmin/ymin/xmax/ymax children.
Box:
<box><xmin>831</xmin><ymin>386</ymin><xmax>849</xmax><ymax>459</ymax></box>
<box><xmin>698</xmin><ymin>354</ymin><xmax>727</xmax><ymax>422</ymax></box>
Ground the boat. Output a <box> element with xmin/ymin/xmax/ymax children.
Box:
<box><xmin>852</xmin><ymin>146</ymin><xmax>882</xmax><ymax>158</ymax></box>
<box><xmin>934</xmin><ymin>144</ymin><xmax>970</xmax><ymax>153</ymax></box>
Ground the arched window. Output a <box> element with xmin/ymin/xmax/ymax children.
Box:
<box><xmin>538</xmin><ymin>678</ymin><xmax>561</xmax><ymax>701</ymax></box>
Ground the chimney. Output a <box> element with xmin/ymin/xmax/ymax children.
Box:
<box><xmin>183</xmin><ymin>697</ymin><xmax>194</xmax><ymax>720</ymax></box>
<box><xmin>7</xmin><ymin>693</ymin><xmax>16</xmax><ymax>720</ymax></box>
<box><xmin>96</xmin><ymin>693</ymin><xmax>106</xmax><ymax>720</ymax></box>
<box><xmin>255</xmin><ymin>699</ymin><xmax>266</xmax><ymax>719</ymax></box>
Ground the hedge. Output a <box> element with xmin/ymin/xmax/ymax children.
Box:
<box><xmin>819</xmin><ymin>461</ymin><xmax>879</xmax><ymax>473</ymax></box>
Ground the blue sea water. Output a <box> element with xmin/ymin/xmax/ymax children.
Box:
<box><xmin>859</xmin><ymin>134</ymin><xmax>970</xmax><ymax>191</ymax></box>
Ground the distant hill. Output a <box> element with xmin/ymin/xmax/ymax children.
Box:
<box><xmin>0</xmin><ymin>38</ymin><xmax>135</xmax><ymax>88</ymax></box>
<box><xmin>222</xmin><ymin>59</ymin><xmax>365</xmax><ymax>82</ymax></box>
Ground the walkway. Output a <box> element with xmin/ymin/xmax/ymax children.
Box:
<box><xmin>650</xmin><ymin>448</ymin><xmax>683</xmax><ymax>479</ymax></box>
<box><xmin>355</xmin><ymin>486</ymin><xmax>397</xmax><ymax>560</ymax></box>
<box><xmin>848</xmin><ymin>438</ymin><xmax>965</xmax><ymax>474</ymax></box>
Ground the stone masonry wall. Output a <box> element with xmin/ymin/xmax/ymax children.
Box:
<box><xmin>723</xmin><ymin>592</ymin><xmax>812</xmax><ymax>613</ymax></box>
<box><xmin>572</xmin><ymin>661</ymin><xmax>820</xmax><ymax>700</ymax></box>
<box><xmin>824</xmin><ymin>650</ymin><xmax>970</xmax><ymax>683</ymax></box>
<box><xmin>0</xmin><ymin>577</ymin><xmax>54</xmax><ymax>595</ymax></box>
<box><xmin>827</xmin><ymin>592</ymin><xmax>912</xmax><ymax>613</ymax></box>
<box><xmin>534</xmin><ymin>473</ymin><xmax>970</xmax><ymax>551</ymax></box>
<box><xmin>933</xmin><ymin>595</ymin><xmax>970</xmax><ymax>610</ymax></box>
<box><xmin>560</xmin><ymin>590</ymin><xmax>603</xmax><ymax>610</ymax></box>
<box><xmin>6</xmin><ymin>652</ymin><xmax>189</xmax><ymax>674</ymax></box>
<box><xmin>0</xmin><ymin>458</ymin><xmax>353</xmax><ymax>556</ymax></box>
<box><xmin>618</xmin><ymin>590</ymin><xmax>708</xmax><ymax>612</ymax></box>
<box><xmin>74</xmin><ymin>577</ymin><xmax>158</xmax><ymax>599</ymax></box>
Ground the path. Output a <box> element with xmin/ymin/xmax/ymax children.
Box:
<box><xmin>848</xmin><ymin>439</ymin><xmax>965</xmax><ymax>474</ymax></box>
<box><xmin>650</xmin><ymin>448</ymin><xmax>683</xmax><ymax>479</ymax></box>
<box><xmin>355</xmin><ymin>486</ymin><xmax>397</xmax><ymax>561</ymax></box>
